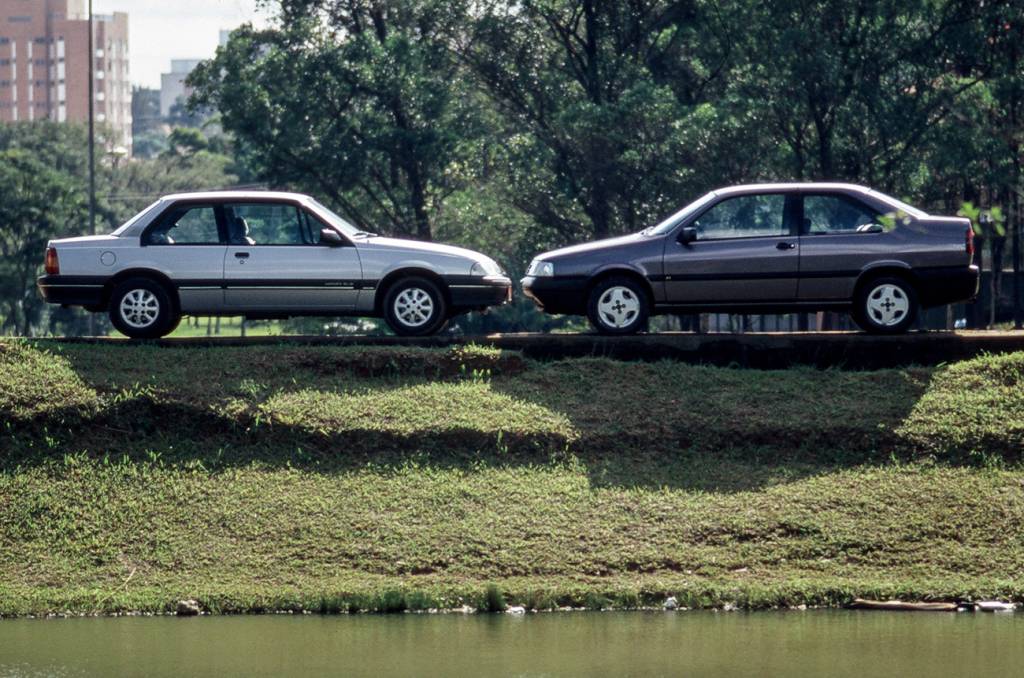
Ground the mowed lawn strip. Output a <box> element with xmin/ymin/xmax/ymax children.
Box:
<box><xmin>1</xmin><ymin>340</ymin><xmax>1023</xmax><ymax>615</ymax></box>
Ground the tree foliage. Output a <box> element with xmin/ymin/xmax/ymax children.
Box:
<box><xmin>0</xmin><ymin>122</ymin><xmax>239</xmax><ymax>336</ymax></box>
<box><xmin>4</xmin><ymin>0</ymin><xmax>1024</xmax><ymax>335</ymax></box>
<box><xmin>190</xmin><ymin>2</ymin><xmax>480</xmax><ymax>240</ymax></box>
<box><xmin>0</xmin><ymin>149</ymin><xmax>83</xmax><ymax>335</ymax></box>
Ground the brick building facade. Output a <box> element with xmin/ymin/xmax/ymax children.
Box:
<box><xmin>0</xmin><ymin>0</ymin><xmax>130</xmax><ymax>153</ymax></box>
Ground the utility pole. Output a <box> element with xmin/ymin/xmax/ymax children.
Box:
<box><xmin>1012</xmin><ymin>26</ymin><xmax>1022</xmax><ymax>329</ymax></box>
<box><xmin>87</xmin><ymin>0</ymin><xmax>95</xmax><ymax>237</ymax></box>
<box><xmin>87</xmin><ymin>0</ymin><xmax>96</xmax><ymax>335</ymax></box>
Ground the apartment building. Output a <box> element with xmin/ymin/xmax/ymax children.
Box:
<box><xmin>159</xmin><ymin>58</ymin><xmax>200</xmax><ymax>118</ymax></box>
<box><xmin>0</xmin><ymin>0</ymin><xmax>131</xmax><ymax>153</ymax></box>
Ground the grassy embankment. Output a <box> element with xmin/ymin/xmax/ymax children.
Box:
<box><xmin>1</xmin><ymin>339</ymin><xmax>1023</xmax><ymax>616</ymax></box>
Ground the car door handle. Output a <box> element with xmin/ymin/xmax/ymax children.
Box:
<box><xmin>776</xmin><ymin>242</ymin><xmax>796</xmax><ymax>250</ymax></box>
<box><xmin>234</xmin><ymin>252</ymin><xmax>250</xmax><ymax>259</ymax></box>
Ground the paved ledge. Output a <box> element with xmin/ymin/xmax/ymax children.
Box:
<box><xmin>35</xmin><ymin>330</ymin><xmax>1024</xmax><ymax>369</ymax></box>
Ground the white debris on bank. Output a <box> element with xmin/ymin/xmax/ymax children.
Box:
<box><xmin>975</xmin><ymin>601</ymin><xmax>1017</xmax><ymax>612</ymax></box>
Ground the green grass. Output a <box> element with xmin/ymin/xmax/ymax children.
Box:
<box><xmin>1</xmin><ymin>340</ymin><xmax>1023</xmax><ymax>616</ymax></box>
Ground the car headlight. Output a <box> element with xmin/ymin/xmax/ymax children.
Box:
<box><xmin>527</xmin><ymin>259</ymin><xmax>554</xmax><ymax>277</ymax></box>
<box><xmin>471</xmin><ymin>259</ymin><xmax>502</xmax><ymax>276</ymax></box>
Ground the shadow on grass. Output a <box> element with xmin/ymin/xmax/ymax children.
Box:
<box><xmin>4</xmin><ymin>340</ymin><xmax>1020</xmax><ymax>492</ymax></box>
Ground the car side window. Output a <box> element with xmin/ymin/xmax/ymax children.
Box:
<box><xmin>145</xmin><ymin>205</ymin><xmax>221</xmax><ymax>245</ymax></box>
<box><xmin>223</xmin><ymin>203</ymin><xmax>312</xmax><ymax>246</ymax></box>
<box><xmin>299</xmin><ymin>210</ymin><xmax>325</xmax><ymax>245</ymax></box>
<box><xmin>803</xmin><ymin>195</ymin><xmax>880</xmax><ymax>234</ymax></box>
<box><xmin>691</xmin><ymin>194</ymin><xmax>787</xmax><ymax>240</ymax></box>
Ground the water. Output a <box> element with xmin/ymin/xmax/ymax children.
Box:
<box><xmin>1</xmin><ymin>610</ymin><xmax>1022</xmax><ymax>677</ymax></box>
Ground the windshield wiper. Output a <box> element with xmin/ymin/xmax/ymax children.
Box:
<box><xmin>352</xmin><ymin>230</ymin><xmax>378</xmax><ymax>237</ymax></box>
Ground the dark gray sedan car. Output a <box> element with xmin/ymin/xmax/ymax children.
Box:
<box><xmin>522</xmin><ymin>183</ymin><xmax>979</xmax><ymax>334</ymax></box>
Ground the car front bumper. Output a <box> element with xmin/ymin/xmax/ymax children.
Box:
<box><xmin>37</xmin><ymin>275</ymin><xmax>106</xmax><ymax>307</ymax></box>
<box><xmin>449</xmin><ymin>275</ymin><xmax>513</xmax><ymax>311</ymax></box>
<box><xmin>521</xmin><ymin>275</ymin><xmax>589</xmax><ymax>315</ymax></box>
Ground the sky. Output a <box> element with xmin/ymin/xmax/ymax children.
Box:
<box><xmin>92</xmin><ymin>0</ymin><xmax>272</xmax><ymax>89</ymax></box>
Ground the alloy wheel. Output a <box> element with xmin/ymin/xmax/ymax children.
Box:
<box><xmin>866</xmin><ymin>283</ymin><xmax>909</xmax><ymax>327</ymax></box>
<box><xmin>597</xmin><ymin>286</ymin><xmax>640</xmax><ymax>329</ymax></box>
<box><xmin>119</xmin><ymin>289</ymin><xmax>161</xmax><ymax>329</ymax></box>
<box><xmin>393</xmin><ymin>287</ymin><xmax>435</xmax><ymax>328</ymax></box>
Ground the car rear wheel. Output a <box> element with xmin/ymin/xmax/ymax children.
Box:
<box><xmin>587</xmin><ymin>276</ymin><xmax>649</xmax><ymax>335</ymax></box>
<box><xmin>383</xmin><ymin>276</ymin><xmax>449</xmax><ymax>336</ymax></box>
<box><xmin>108</xmin><ymin>277</ymin><xmax>180</xmax><ymax>339</ymax></box>
<box><xmin>852</xmin><ymin>276</ymin><xmax>918</xmax><ymax>334</ymax></box>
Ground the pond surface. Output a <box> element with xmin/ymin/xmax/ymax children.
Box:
<box><xmin>1</xmin><ymin>610</ymin><xmax>1022</xmax><ymax>677</ymax></box>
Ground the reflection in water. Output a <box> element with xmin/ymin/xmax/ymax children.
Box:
<box><xmin>1</xmin><ymin>610</ymin><xmax>1021</xmax><ymax>678</ymax></box>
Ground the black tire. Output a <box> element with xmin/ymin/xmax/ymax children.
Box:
<box><xmin>108</xmin><ymin>277</ymin><xmax>180</xmax><ymax>339</ymax></box>
<box><xmin>586</xmin><ymin>276</ymin><xmax>650</xmax><ymax>335</ymax></box>
<box><xmin>851</xmin><ymin>276</ymin><xmax>918</xmax><ymax>334</ymax></box>
<box><xmin>383</xmin><ymin>276</ymin><xmax>449</xmax><ymax>336</ymax></box>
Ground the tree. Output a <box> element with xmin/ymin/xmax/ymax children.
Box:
<box><xmin>0</xmin><ymin>149</ymin><xmax>84</xmax><ymax>335</ymax></box>
<box><xmin>190</xmin><ymin>1</ymin><xmax>481</xmax><ymax>241</ymax></box>
<box><xmin>726</xmin><ymin>0</ymin><xmax>989</xmax><ymax>191</ymax></box>
<box><xmin>461</xmin><ymin>0</ymin><xmax>733</xmax><ymax>243</ymax></box>
<box><xmin>0</xmin><ymin>120</ymin><xmax>243</xmax><ymax>336</ymax></box>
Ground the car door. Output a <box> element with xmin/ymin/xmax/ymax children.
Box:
<box><xmin>661</xmin><ymin>192</ymin><xmax>799</xmax><ymax>303</ymax></box>
<box><xmin>139</xmin><ymin>202</ymin><xmax>227</xmax><ymax>313</ymax></box>
<box><xmin>222</xmin><ymin>201</ymin><xmax>363</xmax><ymax>311</ymax></box>
<box><xmin>797</xmin><ymin>192</ymin><xmax>891</xmax><ymax>301</ymax></box>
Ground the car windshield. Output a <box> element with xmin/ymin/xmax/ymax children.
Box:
<box><xmin>645</xmin><ymin>191</ymin><xmax>718</xmax><ymax>236</ymax></box>
<box><xmin>307</xmin><ymin>198</ymin><xmax>366</xmax><ymax>237</ymax></box>
<box><xmin>111</xmin><ymin>200</ymin><xmax>163</xmax><ymax>236</ymax></box>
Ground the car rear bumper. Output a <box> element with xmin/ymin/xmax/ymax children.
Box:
<box><xmin>916</xmin><ymin>265</ymin><xmax>980</xmax><ymax>307</ymax></box>
<box><xmin>37</xmin><ymin>275</ymin><xmax>106</xmax><ymax>307</ymax></box>
<box><xmin>521</xmin><ymin>275</ymin><xmax>588</xmax><ymax>315</ymax></box>
<box><xmin>449</xmin><ymin>275</ymin><xmax>513</xmax><ymax>311</ymax></box>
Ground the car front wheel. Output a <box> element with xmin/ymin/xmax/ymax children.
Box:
<box><xmin>108</xmin><ymin>277</ymin><xmax>180</xmax><ymax>339</ymax></box>
<box><xmin>852</xmin><ymin>276</ymin><xmax>918</xmax><ymax>334</ymax></box>
<box><xmin>383</xmin><ymin>277</ymin><xmax>449</xmax><ymax>336</ymax></box>
<box><xmin>587</xmin><ymin>276</ymin><xmax>649</xmax><ymax>335</ymax></box>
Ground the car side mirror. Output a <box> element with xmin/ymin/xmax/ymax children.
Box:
<box><xmin>321</xmin><ymin>228</ymin><xmax>346</xmax><ymax>247</ymax></box>
<box><xmin>678</xmin><ymin>227</ymin><xmax>698</xmax><ymax>245</ymax></box>
<box><xmin>856</xmin><ymin>223</ymin><xmax>885</xmax><ymax>234</ymax></box>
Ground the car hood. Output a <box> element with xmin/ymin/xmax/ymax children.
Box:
<box><xmin>359</xmin><ymin>235</ymin><xmax>490</xmax><ymax>262</ymax></box>
<box><xmin>537</xmin><ymin>232</ymin><xmax>650</xmax><ymax>261</ymax></box>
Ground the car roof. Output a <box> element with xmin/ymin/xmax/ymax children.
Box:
<box><xmin>711</xmin><ymin>183</ymin><xmax>871</xmax><ymax>196</ymax></box>
<box><xmin>159</xmin><ymin>190</ymin><xmax>312</xmax><ymax>202</ymax></box>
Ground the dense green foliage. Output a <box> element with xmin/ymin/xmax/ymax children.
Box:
<box><xmin>2</xmin><ymin>341</ymin><xmax>1024</xmax><ymax>615</ymax></box>
<box><xmin>2</xmin><ymin>0</ymin><xmax>1023</xmax><ymax>335</ymax></box>
<box><xmin>193</xmin><ymin>1</ymin><xmax>1024</xmax><ymax>279</ymax></box>
<box><xmin>0</xmin><ymin>123</ymin><xmax>241</xmax><ymax>336</ymax></box>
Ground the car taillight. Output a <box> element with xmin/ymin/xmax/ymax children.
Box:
<box><xmin>44</xmin><ymin>247</ymin><xmax>59</xmax><ymax>275</ymax></box>
<box><xmin>966</xmin><ymin>225</ymin><xmax>975</xmax><ymax>258</ymax></box>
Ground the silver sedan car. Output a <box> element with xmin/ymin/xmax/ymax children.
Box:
<box><xmin>523</xmin><ymin>183</ymin><xmax>979</xmax><ymax>334</ymax></box>
<box><xmin>38</xmin><ymin>191</ymin><xmax>512</xmax><ymax>338</ymax></box>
